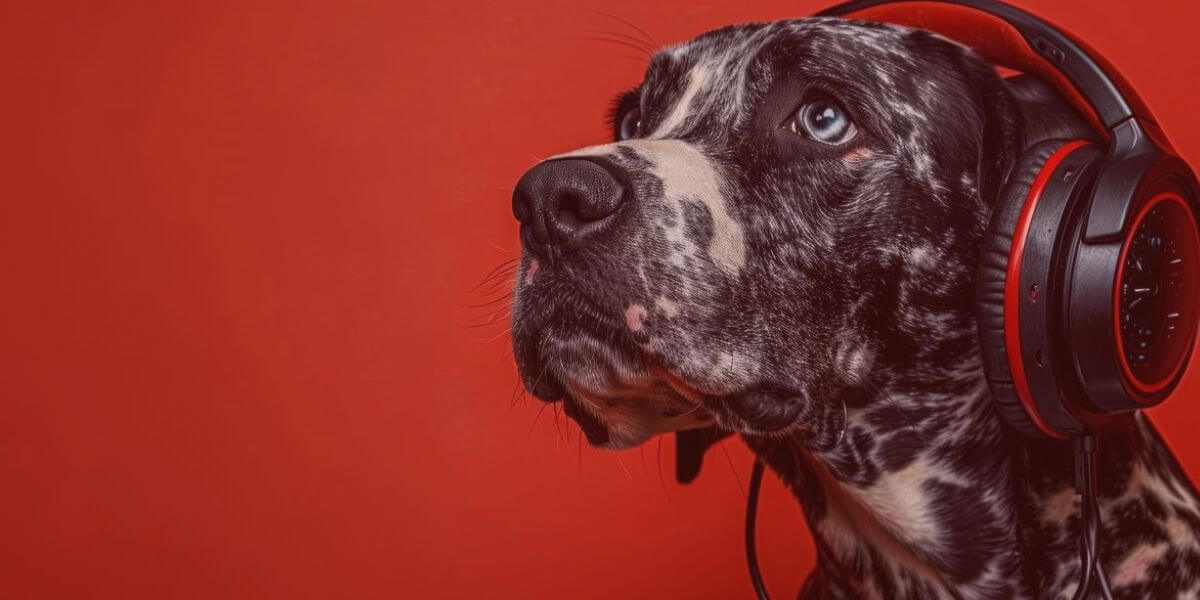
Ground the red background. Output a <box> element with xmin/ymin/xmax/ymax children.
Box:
<box><xmin>2</xmin><ymin>1</ymin><xmax>1198</xmax><ymax>598</ymax></box>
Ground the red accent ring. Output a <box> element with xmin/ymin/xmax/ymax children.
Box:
<box><xmin>1003</xmin><ymin>141</ymin><xmax>1090</xmax><ymax>439</ymax></box>
<box><xmin>1112</xmin><ymin>193</ymin><xmax>1200</xmax><ymax>401</ymax></box>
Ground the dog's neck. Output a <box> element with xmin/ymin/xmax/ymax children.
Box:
<box><xmin>745</xmin><ymin>355</ymin><xmax>1200</xmax><ymax>600</ymax></box>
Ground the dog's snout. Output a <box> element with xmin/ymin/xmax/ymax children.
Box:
<box><xmin>512</xmin><ymin>159</ymin><xmax>624</xmax><ymax>253</ymax></box>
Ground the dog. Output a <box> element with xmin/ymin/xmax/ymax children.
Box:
<box><xmin>508</xmin><ymin>17</ymin><xmax>1200</xmax><ymax>599</ymax></box>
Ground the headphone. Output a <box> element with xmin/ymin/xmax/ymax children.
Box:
<box><xmin>817</xmin><ymin>0</ymin><xmax>1200</xmax><ymax>440</ymax></box>
<box><xmin>743</xmin><ymin>1</ymin><xmax>1200</xmax><ymax>598</ymax></box>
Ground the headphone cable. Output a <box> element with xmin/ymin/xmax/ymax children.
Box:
<box><xmin>746</xmin><ymin>459</ymin><xmax>771</xmax><ymax>600</ymax></box>
<box><xmin>1071</xmin><ymin>435</ymin><xmax>1115</xmax><ymax>600</ymax></box>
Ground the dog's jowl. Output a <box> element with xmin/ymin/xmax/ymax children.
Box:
<box><xmin>509</xmin><ymin>17</ymin><xmax>1200</xmax><ymax>600</ymax></box>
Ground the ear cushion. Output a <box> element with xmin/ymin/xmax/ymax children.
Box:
<box><xmin>976</xmin><ymin>139</ymin><xmax>1074</xmax><ymax>437</ymax></box>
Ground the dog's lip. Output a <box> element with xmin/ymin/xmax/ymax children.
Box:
<box><xmin>562</xmin><ymin>399</ymin><xmax>610</xmax><ymax>446</ymax></box>
<box><xmin>651</xmin><ymin>365</ymin><xmax>706</xmax><ymax>405</ymax></box>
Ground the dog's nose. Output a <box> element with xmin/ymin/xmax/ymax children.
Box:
<box><xmin>512</xmin><ymin>159</ymin><xmax>625</xmax><ymax>253</ymax></box>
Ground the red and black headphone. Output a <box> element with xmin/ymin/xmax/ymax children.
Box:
<box><xmin>744</xmin><ymin>2</ymin><xmax>1200</xmax><ymax>598</ymax></box>
<box><xmin>820</xmin><ymin>0</ymin><xmax>1200</xmax><ymax>440</ymax></box>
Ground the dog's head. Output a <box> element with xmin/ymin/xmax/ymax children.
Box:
<box><xmin>510</xmin><ymin>18</ymin><xmax>1022</xmax><ymax>455</ymax></box>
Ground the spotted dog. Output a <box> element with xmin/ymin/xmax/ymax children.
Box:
<box><xmin>508</xmin><ymin>17</ymin><xmax>1200</xmax><ymax>599</ymax></box>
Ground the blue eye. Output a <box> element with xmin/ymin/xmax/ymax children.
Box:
<box><xmin>789</xmin><ymin>100</ymin><xmax>857</xmax><ymax>144</ymax></box>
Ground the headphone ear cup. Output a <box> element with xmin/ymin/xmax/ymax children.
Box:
<box><xmin>976</xmin><ymin>140</ymin><xmax>1076</xmax><ymax>437</ymax></box>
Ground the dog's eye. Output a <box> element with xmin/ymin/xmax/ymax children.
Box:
<box><xmin>789</xmin><ymin>100</ymin><xmax>857</xmax><ymax>144</ymax></box>
<box><xmin>618</xmin><ymin>107</ymin><xmax>642</xmax><ymax>140</ymax></box>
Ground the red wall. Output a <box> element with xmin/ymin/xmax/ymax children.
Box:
<box><xmin>2</xmin><ymin>1</ymin><xmax>1198</xmax><ymax>598</ymax></box>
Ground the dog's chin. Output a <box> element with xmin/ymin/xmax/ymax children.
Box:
<box><xmin>516</xmin><ymin>330</ymin><xmax>716</xmax><ymax>449</ymax></box>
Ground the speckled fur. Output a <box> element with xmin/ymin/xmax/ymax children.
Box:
<box><xmin>509</xmin><ymin>18</ymin><xmax>1200</xmax><ymax>599</ymax></box>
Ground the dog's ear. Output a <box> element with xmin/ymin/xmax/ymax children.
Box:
<box><xmin>1002</xmin><ymin>73</ymin><xmax>1100</xmax><ymax>149</ymax></box>
<box><xmin>674</xmin><ymin>427</ymin><xmax>733</xmax><ymax>484</ymax></box>
<box><xmin>965</xmin><ymin>59</ymin><xmax>1023</xmax><ymax>209</ymax></box>
<box><xmin>904</xmin><ymin>29</ymin><xmax>1023</xmax><ymax>208</ymax></box>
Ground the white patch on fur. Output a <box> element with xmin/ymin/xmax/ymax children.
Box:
<box><xmin>851</xmin><ymin>453</ymin><xmax>943</xmax><ymax>547</ymax></box>
<box><xmin>654</xmin><ymin>296</ymin><xmax>680</xmax><ymax>318</ymax></box>
<box><xmin>1040</xmin><ymin>487</ymin><xmax>1077</xmax><ymax>525</ymax></box>
<box><xmin>834</xmin><ymin>339</ymin><xmax>875</xmax><ymax>384</ymax></box>
<box><xmin>636</xmin><ymin>140</ymin><xmax>746</xmax><ymax>274</ymax></box>
<box><xmin>1124</xmin><ymin>460</ymin><xmax>1200</xmax><ymax>516</ymax></box>
<box><xmin>650</xmin><ymin>64</ymin><xmax>709</xmax><ymax>138</ymax></box>
<box><xmin>1112</xmin><ymin>542</ymin><xmax>1170</xmax><ymax>587</ymax></box>
<box><xmin>1167</xmin><ymin>514</ymin><xmax>1199</xmax><ymax>548</ymax></box>
<box><xmin>1182</xmin><ymin>582</ymin><xmax>1200</xmax><ymax>600</ymax></box>
<box><xmin>905</xmin><ymin>244</ymin><xmax>939</xmax><ymax>270</ymax></box>
<box><xmin>546</xmin><ymin>143</ymin><xmax>615</xmax><ymax>161</ymax></box>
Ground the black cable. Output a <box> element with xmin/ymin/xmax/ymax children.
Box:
<box><xmin>1070</xmin><ymin>489</ymin><xmax>1096</xmax><ymax>600</ymax></box>
<box><xmin>1094</xmin><ymin>541</ymin><xmax>1115</xmax><ymax>600</ymax></box>
<box><xmin>1071</xmin><ymin>435</ymin><xmax>1115</xmax><ymax>600</ymax></box>
<box><xmin>746</xmin><ymin>459</ymin><xmax>771</xmax><ymax>600</ymax></box>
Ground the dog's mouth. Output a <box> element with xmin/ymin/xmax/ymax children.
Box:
<box><xmin>512</xmin><ymin>283</ymin><xmax>718</xmax><ymax>449</ymax></box>
<box><xmin>512</xmin><ymin>272</ymin><xmax>824</xmax><ymax>447</ymax></box>
<box><xmin>518</xmin><ymin>327</ymin><xmax>716</xmax><ymax>449</ymax></box>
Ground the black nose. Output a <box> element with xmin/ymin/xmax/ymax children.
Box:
<box><xmin>512</xmin><ymin>159</ymin><xmax>625</xmax><ymax>254</ymax></box>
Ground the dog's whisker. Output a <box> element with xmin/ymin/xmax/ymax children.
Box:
<box><xmin>508</xmin><ymin>375</ymin><xmax>526</xmax><ymax>412</ymax></box>
<box><xmin>474</xmin><ymin>281</ymin><xmax>516</xmax><ymax>301</ymax></box>
<box><xmin>499</xmin><ymin>345</ymin><xmax>516</xmax><ymax>367</ymax></box>
<box><xmin>614</xmin><ymin>453</ymin><xmax>634</xmax><ymax>480</ymax></box>
<box><xmin>466</xmin><ymin>258</ymin><xmax>520</xmax><ymax>292</ymax></box>
<box><xmin>498</xmin><ymin>341</ymin><xmax>516</xmax><ymax>365</ymax></box>
<box><xmin>474</xmin><ymin>262</ymin><xmax>519</xmax><ymax>283</ymax></box>
<box><xmin>470</xmin><ymin>274</ymin><xmax>516</xmax><ymax>295</ymax></box>
<box><xmin>573</xmin><ymin>35</ymin><xmax>653</xmax><ymax>58</ymax></box>
<box><xmin>460</xmin><ymin>313</ymin><xmax>511</xmax><ymax>329</ymax></box>
<box><xmin>465</xmin><ymin>300</ymin><xmax>512</xmax><ymax>318</ymax></box>
<box><xmin>527</xmin><ymin>355</ymin><xmax>554</xmax><ymax>402</ymax></box>
<box><xmin>577</xmin><ymin>426</ymin><xmax>585</xmax><ymax>478</ymax></box>
<box><xmin>586</xmin><ymin>29</ymin><xmax>656</xmax><ymax>54</ymax></box>
<box><xmin>552</xmin><ymin>402</ymin><xmax>564</xmax><ymax>450</ymax></box>
<box><xmin>470</xmin><ymin>269</ymin><xmax>518</xmax><ymax>295</ymax></box>
<box><xmin>460</xmin><ymin>318</ymin><xmax>508</xmax><ymax>330</ymax></box>
<box><xmin>487</xmin><ymin>239</ymin><xmax>518</xmax><ymax>255</ymax></box>
<box><xmin>656</xmin><ymin>435</ymin><xmax>670</xmax><ymax>499</ymax></box>
<box><xmin>676</xmin><ymin>396</ymin><xmax>705</xmax><ymax>417</ymax></box>
<box><xmin>582</xmin><ymin>8</ymin><xmax>656</xmax><ymax>45</ymax></box>
<box><xmin>463</xmin><ymin>293</ymin><xmax>515</xmax><ymax>309</ymax></box>
<box><xmin>718</xmin><ymin>437</ymin><xmax>745</xmax><ymax>495</ymax></box>
<box><xmin>836</xmin><ymin>397</ymin><xmax>848</xmax><ymax>447</ymax></box>
<box><xmin>479</xmin><ymin>326</ymin><xmax>513</xmax><ymax>351</ymax></box>
<box><xmin>529</xmin><ymin>401</ymin><xmax>551</xmax><ymax>436</ymax></box>
<box><xmin>464</xmin><ymin>296</ymin><xmax>513</xmax><ymax>314</ymax></box>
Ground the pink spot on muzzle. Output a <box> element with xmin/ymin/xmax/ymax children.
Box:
<box><xmin>525</xmin><ymin>259</ymin><xmax>539</xmax><ymax>284</ymax></box>
<box><xmin>625</xmin><ymin>303</ymin><xmax>647</xmax><ymax>332</ymax></box>
<box><xmin>842</xmin><ymin>147</ymin><xmax>875</xmax><ymax>163</ymax></box>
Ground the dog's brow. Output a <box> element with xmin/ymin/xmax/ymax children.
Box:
<box><xmin>643</xmin><ymin>24</ymin><xmax>781</xmax><ymax>139</ymax></box>
<box><xmin>649</xmin><ymin>63</ymin><xmax>708</xmax><ymax>138</ymax></box>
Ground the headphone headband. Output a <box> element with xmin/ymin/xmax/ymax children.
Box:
<box><xmin>818</xmin><ymin>0</ymin><xmax>1156</xmax><ymax>138</ymax></box>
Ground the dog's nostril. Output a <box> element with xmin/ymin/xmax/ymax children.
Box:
<box><xmin>556</xmin><ymin>191</ymin><xmax>588</xmax><ymax>230</ymax></box>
